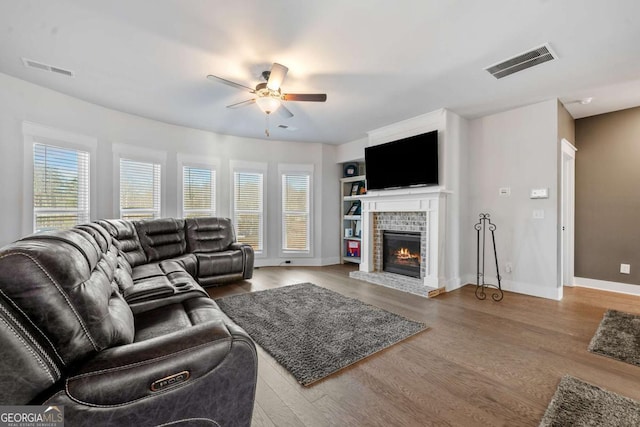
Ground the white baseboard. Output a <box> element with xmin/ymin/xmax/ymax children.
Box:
<box><xmin>502</xmin><ymin>279</ymin><xmax>562</xmax><ymax>300</ymax></box>
<box><xmin>457</xmin><ymin>274</ymin><xmax>561</xmax><ymax>300</ymax></box>
<box><xmin>574</xmin><ymin>277</ymin><xmax>640</xmax><ymax>297</ymax></box>
<box><xmin>255</xmin><ymin>257</ymin><xmax>341</xmax><ymax>268</ymax></box>
<box><xmin>445</xmin><ymin>276</ymin><xmax>465</xmax><ymax>292</ymax></box>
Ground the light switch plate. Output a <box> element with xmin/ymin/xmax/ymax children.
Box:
<box><xmin>499</xmin><ymin>187</ymin><xmax>511</xmax><ymax>196</ymax></box>
<box><xmin>530</xmin><ymin>188</ymin><xmax>549</xmax><ymax>199</ymax></box>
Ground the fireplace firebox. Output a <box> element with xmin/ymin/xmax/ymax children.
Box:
<box><xmin>382</xmin><ymin>231</ymin><xmax>421</xmax><ymax>278</ymax></box>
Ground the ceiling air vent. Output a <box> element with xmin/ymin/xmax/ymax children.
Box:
<box><xmin>22</xmin><ymin>57</ymin><xmax>75</xmax><ymax>77</ymax></box>
<box><xmin>485</xmin><ymin>43</ymin><xmax>557</xmax><ymax>79</ymax></box>
<box><xmin>277</xmin><ymin>124</ymin><xmax>298</xmax><ymax>131</ymax></box>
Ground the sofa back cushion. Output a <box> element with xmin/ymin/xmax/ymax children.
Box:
<box><xmin>185</xmin><ymin>217</ymin><xmax>236</xmax><ymax>253</ymax></box>
<box><xmin>134</xmin><ymin>218</ymin><xmax>187</xmax><ymax>262</ymax></box>
<box><xmin>97</xmin><ymin>219</ymin><xmax>147</xmax><ymax>267</ymax></box>
<box><xmin>0</xmin><ymin>228</ymin><xmax>135</xmax><ymax>368</ymax></box>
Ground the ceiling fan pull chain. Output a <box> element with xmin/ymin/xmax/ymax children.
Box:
<box><xmin>265</xmin><ymin>113</ymin><xmax>270</xmax><ymax>137</ymax></box>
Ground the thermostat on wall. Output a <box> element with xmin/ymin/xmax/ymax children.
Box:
<box><xmin>530</xmin><ymin>188</ymin><xmax>549</xmax><ymax>199</ymax></box>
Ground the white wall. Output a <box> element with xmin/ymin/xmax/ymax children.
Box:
<box><xmin>444</xmin><ymin>109</ymin><xmax>469</xmax><ymax>290</ymax></box>
<box><xmin>465</xmin><ymin>99</ymin><xmax>560</xmax><ymax>299</ymax></box>
<box><xmin>0</xmin><ymin>72</ymin><xmax>340</xmax><ymax>266</ymax></box>
<box><xmin>336</xmin><ymin>136</ymin><xmax>367</xmax><ymax>163</ymax></box>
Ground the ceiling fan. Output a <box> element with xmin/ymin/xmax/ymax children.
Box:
<box><xmin>206</xmin><ymin>63</ymin><xmax>327</xmax><ymax>120</ymax></box>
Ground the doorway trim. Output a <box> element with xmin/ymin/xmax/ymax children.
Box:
<box><xmin>560</xmin><ymin>138</ymin><xmax>577</xmax><ymax>295</ymax></box>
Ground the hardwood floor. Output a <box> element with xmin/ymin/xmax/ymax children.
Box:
<box><xmin>207</xmin><ymin>264</ymin><xmax>640</xmax><ymax>426</ymax></box>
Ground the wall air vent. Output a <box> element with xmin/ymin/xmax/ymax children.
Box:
<box><xmin>22</xmin><ymin>58</ymin><xmax>75</xmax><ymax>77</ymax></box>
<box><xmin>485</xmin><ymin>43</ymin><xmax>557</xmax><ymax>79</ymax></box>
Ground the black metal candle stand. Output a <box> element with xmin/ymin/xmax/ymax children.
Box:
<box><xmin>475</xmin><ymin>213</ymin><xmax>504</xmax><ymax>302</ymax></box>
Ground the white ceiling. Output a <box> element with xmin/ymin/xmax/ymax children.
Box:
<box><xmin>1</xmin><ymin>0</ymin><xmax>640</xmax><ymax>144</ymax></box>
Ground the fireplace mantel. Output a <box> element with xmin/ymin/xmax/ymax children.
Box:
<box><xmin>359</xmin><ymin>187</ymin><xmax>448</xmax><ymax>288</ymax></box>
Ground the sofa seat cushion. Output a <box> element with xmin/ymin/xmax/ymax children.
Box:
<box><xmin>134</xmin><ymin>297</ymin><xmax>229</xmax><ymax>342</ymax></box>
<box><xmin>131</xmin><ymin>255</ymin><xmax>197</xmax><ymax>281</ymax></box>
<box><xmin>134</xmin><ymin>265</ymin><xmax>198</xmax><ymax>293</ymax></box>
<box><xmin>196</xmin><ymin>250</ymin><xmax>244</xmax><ymax>277</ymax></box>
<box><xmin>122</xmin><ymin>260</ymin><xmax>207</xmax><ymax>312</ymax></box>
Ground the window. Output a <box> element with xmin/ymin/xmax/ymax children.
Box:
<box><xmin>281</xmin><ymin>173</ymin><xmax>310</xmax><ymax>252</ymax></box>
<box><xmin>119</xmin><ymin>158</ymin><xmax>161</xmax><ymax>220</ymax></box>
<box><xmin>183</xmin><ymin>166</ymin><xmax>216</xmax><ymax>218</ymax></box>
<box><xmin>23</xmin><ymin>122</ymin><xmax>97</xmax><ymax>236</ymax></box>
<box><xmin>233</xmin><ymin>171</ymin><xmax>264</xmax><ymax>252</ymax></box>
<box><xmin>33</xmin><ymin>143</ymin><xmax>89</xmax><ymax>232</ymax></box>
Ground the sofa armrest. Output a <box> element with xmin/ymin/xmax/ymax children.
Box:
<box><xmin>123</xmin><ymin>279</ymin><xmax>174</xmax><ymax>302</ymax></box>
<box><xmin>230</xmin><ymin>243</ymin><xmax>254</xmax><ymax>279</ymax></box>
<box><xmin>66</xmin><ymin>320</ymin><xmax>240</xmax><ymax>406</ymax></box>
<box><xmin>229</xmin><ymin>242</ymin><xmax>249</xmax><ymax>251</ymax></box>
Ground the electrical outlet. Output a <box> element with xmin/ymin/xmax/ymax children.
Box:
<box><xmin>620</xmin><ymin>263</ymin><xmax>630</xmax><ymax>274</ymax></box>
<box><xmin>504</xmin><ymin>262</ymin><xmax>513</xmax><ymax>273</ymax></box>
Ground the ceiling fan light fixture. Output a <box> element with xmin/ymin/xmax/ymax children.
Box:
<box><xmin>255</xmin><ymin>96</ymin><xmax>281</xmax><ymax>114</ymax></box>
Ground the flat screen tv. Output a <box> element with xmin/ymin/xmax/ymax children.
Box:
<box><xmin>364</xmin><ymin>130</ymin><xmax>438</xmax><ymax>190</ymax></box>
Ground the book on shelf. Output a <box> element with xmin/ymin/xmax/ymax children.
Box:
<box><xmin>347</xmin><ymin>201</ymin><xmax>361</xmax><ymax>216</ymax></box>
<box><xmin>349</xmin><ymin>181</ymin><xmax>366</xmax><ymax>196</ymax></box>
<box><xmin>346</xmin><ymin>240</ymin><xmax>361</xmax><ymax>257</ymax></box>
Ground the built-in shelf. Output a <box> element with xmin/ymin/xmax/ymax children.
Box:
<box><xmin>340</xmin><ymin>172</ymin><xmax>366</xmax><ymax>264</ymax></box>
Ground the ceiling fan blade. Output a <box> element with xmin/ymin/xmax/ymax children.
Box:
<box><xmin>266</xmin><ymin>63</ymin><xmax>288</xmax><ymax>91</ymax></box>
<box><xmin>207</xmin><ymin>74</ymin><xmax>255</xmax><ymax>92</ymax></box>
<box><xmin>226</xmin><ymin>98</ymin><xmax>256</xmax><ymax>109</ymax></box>
<box><xmin>277</xmin><ymin>104</ymin><xmax>294</xmax><ymax>118</ymax></box>
<box><xmin>282</xmin><ymin>93</ymin><xmax>327</xmax><ymax>102</ymax></box>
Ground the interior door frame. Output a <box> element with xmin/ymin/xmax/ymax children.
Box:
<box><xmin>560</xmin><ymin>138</ymin><xmax>577</xmax><ymax>290</ymax></box>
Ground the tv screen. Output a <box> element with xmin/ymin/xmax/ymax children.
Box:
<box><xmin>364</xmin><ymin>130</ymin><xmax>438</xmax><ymax>190</ymax></box>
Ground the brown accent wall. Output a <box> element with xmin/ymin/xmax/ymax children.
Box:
<box><xmin>575</xmin><ymin>106</ymin><xmax>640</xmax><ymax>284</ymax></box>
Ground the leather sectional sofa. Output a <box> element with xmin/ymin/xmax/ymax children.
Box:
<box><xmin>0</xmin><ymin>217</ymin><xmax>256</xmax><ymax>426</ymax></box>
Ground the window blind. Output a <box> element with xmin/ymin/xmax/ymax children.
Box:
<box><xmin>183</xmin><ymin>166</ymin><xmax>216</xmax><ymax>218</ymax></box>
<box><xmin>120</xmin><ymin>158</ymin><xmax>161</xmax><ymax>220</ymax></box>
<box><xmin>33</xmin><ymin>143</ymin><xmax>89</xmax><ymax>232</ymax></box>
<box><xmin>282</xmin><ymin>173</ymin><xmax>310</xmax><ymax>251</ymax></box>
<box><xmin>233</xmin><ymin>171</ymin><xmax>263</xmax><ymax>251</ymax></box>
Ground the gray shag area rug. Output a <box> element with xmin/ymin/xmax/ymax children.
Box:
<box><xmin>588</xmin><ymin>309</ymin><xmax>640</xmax><ymax>367</ymax></box>
<box><xmin>215</xmin><ymin>282</ymin><xmax>427</xmax><ymax>386</ymax></box>
<box><xmin>539</xmin><ymin>375</ymin><xmax>640</xmax><ymax>426</ymax></box>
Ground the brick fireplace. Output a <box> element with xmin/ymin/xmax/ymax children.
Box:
<box><xmin>352</xmin><ymin>187</ymin><xmax>446</xmax><ymax>290</ymax></box>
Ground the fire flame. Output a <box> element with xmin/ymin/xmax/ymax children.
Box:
<box><xmin>394</xmin><ymin>247</ymin><xmax>420</xmax><ymax>262</ymax></box>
